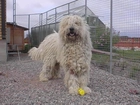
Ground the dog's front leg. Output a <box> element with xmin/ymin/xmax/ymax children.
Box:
<box><xmin>64</xmin><ymin>70</ymin><xmax>79</xmax><ymax>95</ymax></box>
<box><xmin>78</xmin><ymin>71</ymin><xmax>91</xmax><ymax>94</ymax></box>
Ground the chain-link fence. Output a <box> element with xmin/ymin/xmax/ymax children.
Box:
<box><xmin>15</xmin><ymin>0</ymin><xmax>140</xmax><ymax>82</ymax></box>
<box><xmin>112</xmin><ymin>0</ymin><xmax>140</xmax><ymax>82</ymax></box>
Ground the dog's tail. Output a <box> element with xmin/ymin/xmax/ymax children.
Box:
<box><xmin>53</xmin><ymin>29</ymin><xmax>57</xmax><ymax>33</ymax></box>
<box><xmin>28</xmin><ymin>47</ymin><xmax>42</xmax><ymax>60</ymax></box>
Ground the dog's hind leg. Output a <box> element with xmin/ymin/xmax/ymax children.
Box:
<box><xmin>39</xmin><ymin>63</ymin><xmax>61</xmax><ymax>82</ymax></box>
<box><xmin>39</xmin><ymin>64</ymin><xmax>52</xmax><ymax>82</ymax></box>
<box><xmin>51</xmin><ymin>63</ymin><xmax>61</xmax><ymax>79</ymax></box>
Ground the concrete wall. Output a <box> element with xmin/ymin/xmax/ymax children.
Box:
<box><xmin>0</xmin><ymin>40</ymin><xmax>7</xmax><ymax>62</ymax></box>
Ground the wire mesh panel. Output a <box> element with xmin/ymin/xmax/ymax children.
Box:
<box><xmin>30</xmin><ymin>14</ymin><xmax>41</xmax><ymax>46</ymax></box>
<box><xmin>30</xmin><ymin>0</ymin><xmax>88</xmax><ymax>46</ymax></box>
<box><xmin>31</xmin><ymin>27</ymin><xmax>39</xmax><ymax>47</ymax></box>
<box><xmin>16</xmin><ymin>15</ymin><xmax>29</xmax><ymax>39</ymax></box>
<box><xmin>56</xmin><ymin>5</ymin><xmax>69</xmax><ymax>19</ymax></box>
<box><xmin>112</xmin><ymin>1</ymin><xmax>140</xmax><ymax>79</ymax></box>
<box><xmin>15</xmin><ymin>0</ymin><xmax>140</xmax><ymax>82</ymax></box>
<box><xmin>16</xmin><ymin>0</ymin><xmax>111</xmax><ymax>71</ymax></box>
<box><xmin>86</xmin><ymin>0</ymin><xmax>111</xmax><ymax>71</ymax></box>
<box><xmin>69</xmin><ymin>0</ymin><xmax>85</xmax><ymax>16</ymax></box>
<box><xmin>16</xmin><ymin>13</ymin><xmax>41</xmax><ymax>47</ymax></box>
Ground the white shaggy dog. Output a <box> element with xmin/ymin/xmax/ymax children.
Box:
<box><xmin>29</xmin><ymin>15</ymin><xmax>93</xmax><ymax>95</ymax></box>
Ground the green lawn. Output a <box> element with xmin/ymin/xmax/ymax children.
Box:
<box><xmin>114</xmin><ymin>50</ymin><xmax>140</xmax><ymax>60</ymax></box>
<box><xmin>92</xmin><ymin>50</ymin><xmax>140</xmax><ymax>63</ymax></box>
<box><xmin>92</xmin><ymin>50</ymin><xmax>140</xmax><ymax>80</ymax></box>
<box><xmin>92</xmin><ymin>53</ymin><xmax>110</xmax><ymax>63</ymax></box>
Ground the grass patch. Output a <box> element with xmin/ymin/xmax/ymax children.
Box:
<box><xmin>114</xmin><ymin>50</ymin><xmax>140</xmax><ymax>60</ymax></box>
<box><xmin>92</xmin><ymin>53</ymin><xmax>110</xmax><ymax>63</ymax></box>
<box><xmin>92</xmin><ymin>50</ymin><xmax>140</xmax><ymax>62</ymax></box>
<box><xmin>129</xmin><ymin>66</ymin><xmax>140</xmax><ymax>78</ymax></box>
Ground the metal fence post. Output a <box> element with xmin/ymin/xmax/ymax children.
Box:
<box><xmin>41</xmin><ymin>13</ymin><xmax>43</xmax><ymax>42</ymax></box>
<box><xmin>28</xmin><ymin>14</ymin><xmax>31</xmax><ymax>44</ymax></box>
<box><xmin>110</xmin><ymin>0</ymin><xmax>113</xmax><ymax>74</ymax></box>
<box><xmin>46</xmin><ymin>12</ymin><xmax>48</xmax><ymax>28</ymax></box>
<box><xmin>85</xmin><ymin>0</ymin><xmax>87</xmax><ymax>19</ymax></box>
<box><xmin>45</xmin><ymin>12</ymin><xmax>48</xmax><ymax>36</ymax></box>
<box><xmin>39</xmin><ymin>13</ymin><xmax>42</xmax><ymax>44</ymax></box>
<box><xmin>68</xmin><ymin>3</ymin><xmax>70</xmax><ymax>15</ymax></box>
<box><xmin>28</xmin><ymin>15</ymin><xmax>30</xmax><ymax>33</ymax></box>
<box><xmin>13</xmin><ymin>0</ymin><xmax>16</xmax><ymax>24</ymax></box>
<box><xmin>55</xmin><ymin>8</ymin><xmax>57</xmax><ymax>30</ymax></box>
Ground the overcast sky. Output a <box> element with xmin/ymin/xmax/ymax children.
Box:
<box><xmin>7</xmin><ymin>0</ymin><xmax>140</xmax><ymax>37</ymax></box>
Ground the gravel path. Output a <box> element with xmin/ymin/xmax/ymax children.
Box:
<box><xmin>0</xmin><ymin>54</ymin><xmax>140</xmax><ymax>105</ymax></box>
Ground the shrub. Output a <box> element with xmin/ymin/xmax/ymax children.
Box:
<box><xmin>91</xmin><ymin>27</ymin><xmax>119</xmax><ymax>52</ymax></box>
<box><xmin>22</xmin><ymin>44</ymin><xmax>32</xmax><ymax>53</ymax></box>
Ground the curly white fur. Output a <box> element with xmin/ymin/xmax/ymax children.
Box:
<box><xmin>29</xmin><ymin>15</ymin><xmax>93</xmax><ymax>95</ymax></box>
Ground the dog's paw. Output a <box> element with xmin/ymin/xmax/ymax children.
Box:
<box><xmin>53</xmin><ymin>74</ymin><xmax>61</xmax><ymax>79</ymax></box>
<box><xmin>69</xmin><ymin>87</ymin><xmax>79</xmax><ymax>95</ymax></box>
<box><xmin>82</xmin><ymin>86</ymin><xmax>91</xmax><ymax>94</ymax></box>
<box><xmin>39</xmin><ymin>77</ymin><xmax>48</xmax><ymax>82</ymax></box>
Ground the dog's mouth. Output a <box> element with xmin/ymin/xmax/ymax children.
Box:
<box><xmin>67</xmin><ymin>32</ymin><xmax>78</xmax><ymax>40</ymax></box>
<box><xmin>66</xmin><ymin>27</ymin><xmax>79</xmax><ymax>40</ymax></box>
<box><xmin>67</xmin><ymin>32</ymin><xmax>77</xmax><ymax>37</ymax></box>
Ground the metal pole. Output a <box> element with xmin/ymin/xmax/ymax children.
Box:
<box><xmin>28</xmin><ymin>15</ymin><xmax>31</xmax><ymax>44</ymax></box>
<box><xmin>38</xmin><ymin>14</ymin><xmax>41</xmax><ymax>44</ymax></box>
<box><xmin>13</xmin><ymin>0</ymin><xmax>16</xmax><ymax>24</ymax></box>
<box><xmin>68</xmin><ymin>3</ymin><xmax>70</xmax><ymax>15</ymax></box>
<box><xmin>16</xmin><ymin>13</ymin><xmax>41</xmax><ymax>16</ymax></box>
<box><xmin>13</xmin><ymin>0</ymin><xmax>16</xmax><ymax>44</ymax></box>
<box><xmin>28</xmin><ymin>15</ymin><xmax>30</xmax><ymax>35</ymax></box>
<box><xmin>40</xmin><ymin>14</ymin><xmax>43</xmax><ymax>42</ymax></box>
<box><xmin>46</xmin><ymin>12</ymin><xmax>48</xmax><ymax>36</ymax></box>
<box><xmin>55</xmin><ymin>8</ymin><xmax>57</xmax><ymax>30</ymax></box>
<box><xmin>46</xmin><ymin>12</ymin><xmax>48</xmax><ymax>26</ymax></box>
<box><xmin>85</xmin><ymin>0</ymin><xmax>87</xmax><ymax>19</ymax></box>
<box><xmin>110</xmin><ymin>0</ymin><xmax>113</xmax><ymax>74</ymax></box>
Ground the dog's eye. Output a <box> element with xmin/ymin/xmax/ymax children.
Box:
<box><xmin>75</xmin><ymin>22</ymin><xmax>79</xmax><ymax>25</ymax></box>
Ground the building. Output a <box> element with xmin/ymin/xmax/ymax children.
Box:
<box><xmin>114</xmin><ymin>36</ymin><xmax>140</xmax><ymax>51</ymax></box>
<box><xmin>7</xmin><ymin>22</ymin><xmax>28</xmax><ymax>50</ymax></box>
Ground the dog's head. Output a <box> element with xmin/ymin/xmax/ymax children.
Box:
<box><xmin>59</xmin><ymin>15</ymin><xmax>89</xmax><ymax>42</ymax></box>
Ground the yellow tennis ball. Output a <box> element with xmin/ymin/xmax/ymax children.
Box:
<box><xmin>78</xmin><ymin>88</ymin><xmax>85</xmax><ymax>96</ymax></box>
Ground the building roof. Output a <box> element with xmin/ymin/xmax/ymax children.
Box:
<box><xmin>120</xmin><ymin>36</ymin><xmax>140</xmax><ymax>39</ymax></box>
<box><xmin>7</xmin><ymin>22</ymin><xmax>28</xmax><ymax>30</ymax></box>
<box><xmin>24</xmin><ymin>37</ymin><xmax>30</xmax><ymax>43</ymax></box>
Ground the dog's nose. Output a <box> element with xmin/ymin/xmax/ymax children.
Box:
<box><xmin>70</xmin><ymin>27</ymin><xmax>74</xmax><ymax>32</ymax></box>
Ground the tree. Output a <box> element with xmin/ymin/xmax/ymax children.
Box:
<box><xmin>91</xmin><ymin>26</ymin><xmax>119</xmax><ymax>52</ymax></box>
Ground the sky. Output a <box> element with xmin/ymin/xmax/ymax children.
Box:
<box><xmin>7</xmin><ymin>0</ymin><xmax>140</xmax><ymax>37</ymax></box>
